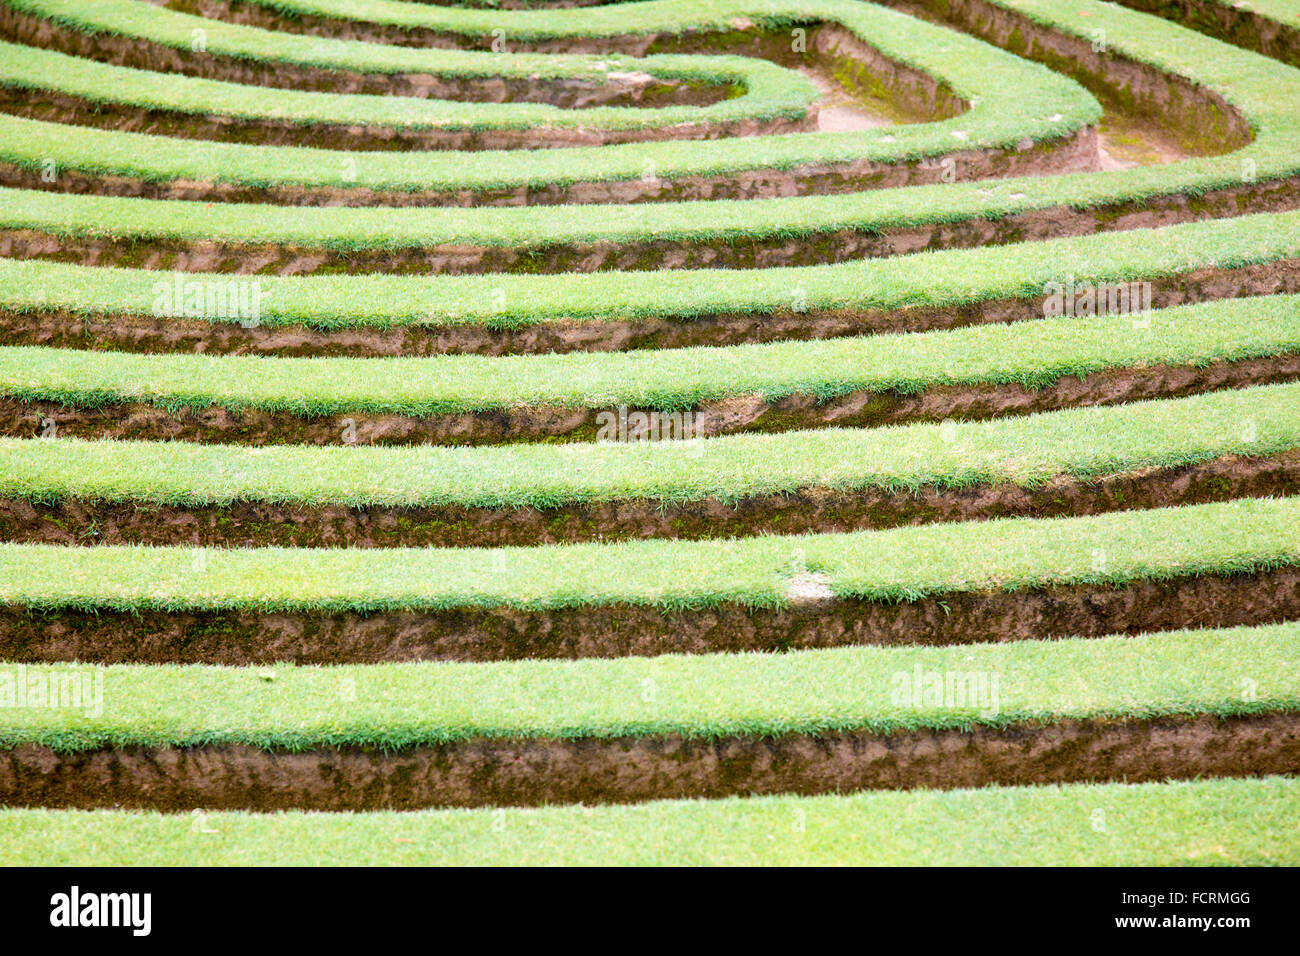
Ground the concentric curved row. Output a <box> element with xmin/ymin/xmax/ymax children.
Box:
<box><xmin>0</xmin><ymin>0</ymin><xmax>1097</xmax><ymax>204</ymax></box>
<box><xmin>0</xmin><ymin>0</ymin><xmax>1274</xmax><ymax>264</ymax></box>
<box><xmin>1</xmin><ymin>0</ymin><xmax>1298</xmax><ymax>857</ymax></box>
<box><xmin>0</xmin><ymin>293</ymin><xmax>1297</xmax><ymax>443</ymax></box>
<box><xmin>3</xmin><ymin>209</ymin><xmax>1295</xmax><ymax>354</ymax></box>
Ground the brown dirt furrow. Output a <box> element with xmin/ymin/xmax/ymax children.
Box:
<box><xmin>0</xmin><ymin>82</ymin><xmax>815</xmax><ymax>155</ymax></box>
<box><xmin>0</xmin><ymin>9</ymin><xmax>957</xmax><ymax>123</ymax></box>
<box><xmin>4</xmin><ymin>353</ymin><xmax>1297</xmax><ymax>445</ymax></box>
<box><xmin>4</xmin><ymin>175</ymin><xmax>1292</xmax><ymax>276</ymax></box>
<box><xmin>2</xmin><ymin>562</ymin><xmax>1298</xmax><ymax>665</ymax></box>
<box><xmin>0</xmin><ymin>450</ymin><xmax>1295</xmax><ymax>549</ymax></box>
<box><xmin>1111</xmin><ymin>0</ymin><xmax>1300</xmax><ymax>69</ymax></box>
<box><xmin>0</xmin><ymin>128</ymin><xmax>1101</xmax><ymax>208</ymax></box>
<box><xmin>4</xmin><ymin>259</ymin><xmax>1295</xmax><ymax>356</ymax></box>
<box><xmin>0</xmin><ymin>4</ymin><xmax>735</xmax><ymax>108</ymax></box>
<box><xmin>1</xmin><ymin>712</ymin><xmax>1296</xmax><ymax>809</ymax></box>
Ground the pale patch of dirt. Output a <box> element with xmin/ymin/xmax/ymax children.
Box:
<box><xmin>1097</xmin><ymin>112</ymin><xmax>1194</xmax><ymax>170</ymax></box>
<box><xmin>787</xmin><ymin>572</ymin><xmax>834</xmax><ymax>601</ymax></box>
<box><xmin>800</xmin><ymin>68</ymin><xmax>896</xmax><ymax>132</ymax></box>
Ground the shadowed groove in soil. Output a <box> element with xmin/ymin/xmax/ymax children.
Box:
<box><xmin>0</xmin><ymin>3</ymin><xmax>744</xmax><ymax>108</ymax></box>
<box><xmin>4</xmin><ymin>352</ymin><xmax>1297</xmax><ymax>446</ymax></box>
<box><xmin>1</xmin><ymin>449</ymin><xmax>1297</xmax><ymax>548</ymax></box>
<box><xmin>3</xmin><ymin>259</ymin><xmax>1295</xmax><ymax>356</ymax></box>
<box><xmin>1109</xmin><ymin>0</ymin><xmax>1300</xmax><ymax>69</ymax></box>
<box><xmin>1</xmin><ymin>712</ymin><xmax>1296</xmax><ymax>809</ymax></box>
<box><xmin>7</xmin><ymin>174</ymin><xmax>1294</xmax><ymax>277</ymax></box>
<box><xmin>2</xmin><ymin>563</ymin><xmax>1299</xmax><ymax>665</ymax></box>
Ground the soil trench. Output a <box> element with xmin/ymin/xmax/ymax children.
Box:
<box><xmin>1</xmin><ymin>450</ymin><xmax>1297</xmax><ymax>549</ymax></box>
<box><xmin>4</xmin><ymin>353</ymin><xmax>1297</xmax><ymax>446</ymax></box>
<box><xmin>3</xmin><ymin>259</ymin><xmax>1296</xmax><ymax>357</ymax></box>
<box><xmin>1</xmin><ymin>712</ymin><xmax>1296</xmax><ymax>809</ymax></box>
<box><xmin>1110</xmin><ymin>0</ymin><xmax>1300</xmax><ymax>69</ymax></box>
<box><xmin>0</xmin><ymin>81</ymin><xmax>816</xmax><ymax>154</ymax></box>
<box><xmin>0</xmin><ymin>127</ymin><xmax>1097</xmax><ymax>208</ymax></box>
<box><xmin>3</xmin><ymin>563</ymin><xmax>1298</xmax><ymax>665</ymax></box>
<box><xmin>0</xmin><ymin>3</ymin><xmax>739</xmax><ymax>109</ymax></box>
<box><xmin>5</xmin><ymin>173</ymin><xmax>1292</xmax><ymax>276</ymax></box>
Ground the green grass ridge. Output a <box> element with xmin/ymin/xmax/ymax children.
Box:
<box><xmin>0</xmin><ymin>495</ymin><xmax>1296</xmax><ymax>612</ymax></box>
<box><xmin>0</xmin><ymin>621</ymin><xmax>1296</xmax><ymax>749</ymax></box>
<box><xmin>2</xmin><ymin>295</ymin><xmax>1296</xmax><ymax>413</ymax></box>
<box><xmin>0</xmin><ymin>776</ymin><xmax>1294</xmax><ymax>865</ymax></box>
<box><xmin>2</xmin><ymin>0</ymin><xmax>1282</xmax><ymax>245</ymax></box>
<box><xmin>4</xmin><ymin>382</ymin><xmax>1299</xmax><ymax>507</ymax></box>
<box><xmin>5</xmin><ymin>211</ymin><xmax>1299</xmax><ymax>328</ymax></box>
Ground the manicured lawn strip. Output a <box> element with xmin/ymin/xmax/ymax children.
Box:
<box><xmin>0</xmin><ymin>495</ymin><xmax>1295</xmax><ymax>612</ymax></box>
<box><xmin>0</xmin><ymin>0</ymin><xmax>1287</xmax><ymax>247</ymax></box>
<box><xmin>2</xmin><ymin>296</ymin><xmax>1295</xmax><ymax>414</ymax></box>
<box><xmin>17</xmin><ymin>0</ymin><xmax>828</xmax><ymax>78</ymax></box>
<box><xmin>1</xmin><ymin>776</ymin><xmax>1295</xmax><ymax>864</ymax></box>
<box><xmin>0</xmin><ymin>91</ymin><xmax>1012</xmax><ymax>197</ymax></box>
<box><xmin>0</xmin><ymin>39</ymin><xmax>821</xmax><ymax>133</ymax></box>
<box><xmin>18</xmin><ymin>0</ymin><xmax>1070</xmax><ymax>108</ymax></box>
<box><xmin>0</xmin><ymin>134</ymin><xmax>1283</xmax><ymax>248</ymax></box>
<box><xmin>5</xmin><ymin>212</ymin><xmax>1298</xmax><ymax>328</ymax></box>
<box><xmin>172</xmin><ymin>0</ymin><xmax>1265</xmax><ymax>51</ymax></box>
<box><xmin>0</xmin><ymin>0</ymin><xmax>1096</xmax><ymax>190</ymax></box>
<box><xmin>0</xmin><ymin>621</ymin><xmax>1297</xmax><ymax>749</ymax></box>
<box><xmin>3</xmin><ymin>383</ymin><xmax>1298</xmax><ymax>508</ymax></box>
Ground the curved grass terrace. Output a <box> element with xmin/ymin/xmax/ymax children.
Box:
<box><xmin>0</xmin><ymin>495</ymin><xmax>1294</xmax><ymax>612</ymax></box>
<box><xmin>0</xmin><ymin>383</ymin><xmax>1296</xmax><ymax>519</ymax></box>
<box><xmin>1</xmin><ymin>776</ymin><xmax>1295</xmax><ymax>865</ymax></box>
<box><xmin>0</xmin><ymin>0</ymin><xmax>1100</xmax><ymax>200</ymax></box>
<box><xmin>0</xmin><ymin>296</ymin><xmax>1294</xmax><ymax>442</ymax></box>
<box><xmin>0</xmin><ymin>624</ymin><xmax>1296</xmax><ymax>808</ymax></box>
<box><xmin>1</xmin><ymin>212</ymin><xmax>1297</xmax><ymax>338</ymax></box>
<box><xmin>0</xmin><ymin>0</ymin><xmax>1295</xmax><ymax>858</ymax></box>
<box><xmin>0</xmin><ymin>621</ymin><xmax>1295</xmax><ymax>748</ymax></box>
